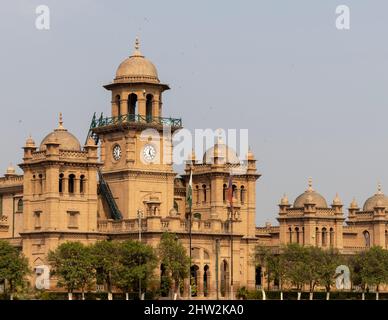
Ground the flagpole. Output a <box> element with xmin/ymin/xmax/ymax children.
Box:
<box><xmin>230</xmin><ymin>203</ymin><xmax>234</xmax><ymax>300</ymax></box>
<box><xmin>189</xmin><ymin>200</ymin><xmax>192</xmax><ymax>299</ymax></box>
<box><xmin>187</xmin><ymin>168</ymin><xmax>193</xmax><ymax>300</ymax></box>
<box><xmin>228</xmin><ymin>174</ymin><xmax>234</xmax><ymax>300</ymax></box>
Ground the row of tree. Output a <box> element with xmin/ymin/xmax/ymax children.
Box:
<box><xmin>48</xmin><ymin>233</ymin><xmax>189</xmax><ymax>300</ymax></box>
<box><xmin>255</xmin><ymin>243</ymin><xmax>388</xmax><ymax>300</ymax></box>
<box><xmin>0</xmin><ymin>233</ymin><xmax>190</xmax><ymax>300</ymax></box>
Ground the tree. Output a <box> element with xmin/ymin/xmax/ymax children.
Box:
<box><xmin>282</xmin><ymin>243</ymin><xmax>309</xmax><ymax>300</ymax></box>
<box><xmin>0</xmin><ymin>240</ymin><xmax>30</xmax><ymax>300</ymax></box>
<box><xmin>353</xmin><ymin>246</ymin><xmax>388</xmax><ymax>300</ymax></box>
<box><xmin>158</xmin><ymin>233</ymin><xmax>190</xmax><ymax>298</ymax></box>
<box><xmin>350</xmin><ymin>250</ymin><xmax>369</xmax><ymax>300</ymax></box>
<box><xmin>254</xmin><ymin>245</ymin><xmax>286</xmax><ymax>300</ymax></box>
<box><xmin>112</xmin><ymin>240</ymin><xmax>157</xmax><ymax>300</ymax></box>
<box><xmin>317</xmin><ymin>248</ymin><xmax>341</xmax><ymax>300</ymax></box>
<box><xmin>48</xmin><ymin>242</ymin><xmax>94</xmax><ymax>300</ymax></box>
<box><xmin>90</xmin><ymin>240</ymin><xmax>120</xmax><ymax>300</ymax></box>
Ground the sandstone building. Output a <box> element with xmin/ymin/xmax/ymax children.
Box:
<box><xmin>0</xmin><ymin>40</ymin><xmax>387</xmax><ymax>298</ymax></box>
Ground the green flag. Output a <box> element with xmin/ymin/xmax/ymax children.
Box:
<box><xmin>186</xmin><ymin>169</ymin><xmax>193</xmax><ymax>210</ymax></box>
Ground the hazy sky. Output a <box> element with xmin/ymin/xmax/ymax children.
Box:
<box><xmin>1</xmin><ymin>1</ymin><xmax>388</xmax><ymax>225</ymax></box>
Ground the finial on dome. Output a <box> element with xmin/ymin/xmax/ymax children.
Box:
<box><xmin>215</xmin><ymin>128</ymin><xmax>225</xmax><ymax>144</ymax></box>
<box><xmin>58</xmin><ymin>112</ymin><xmax>65</xmax><ymax>130</ymax></box>
<box><xmin>307</xmin><ymin>177</ymin><xmax>314</xmax><ymax>192</ymax></box>
<box><xmin>377</xmin><ymin>182</ymin><xmax>383</xmax><ymax>195</ymax></box>
<box><xmin>131</xmin><ymin>36</ymin><xmax>143</xmax><ymax>57</ymax></box>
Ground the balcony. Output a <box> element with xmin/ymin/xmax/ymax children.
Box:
<box><xmin>90</xmin><ymin>113</ymin><xmax>182</xmax><ymax>130</ymax></box>
<box><xmin>97</xmin><ymin>216</ymin><xmax>237</xmax><ymax>235</ymax></box>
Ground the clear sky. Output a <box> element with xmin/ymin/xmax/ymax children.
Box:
<box><xmin>1</xmin><ymin>0</ymin><xmax>388</xmax><ymax>225</ymax></box>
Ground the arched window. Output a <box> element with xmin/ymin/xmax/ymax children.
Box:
<box><xmin>232</xmin><ymin>184</ymin><xmax>237</xmax><ymax>199</ymax></box>
<box><xmin>59</xmin><ymin>173</ymin><xmax>64</xmax><ymax>193</ymax></box>
<box><xmin>202</xmin><ymin>184</ymin><xmax>207</xmax><ymax>203</ymax></box>
<box><xmin>146</xmin><ymin>94</ymin><xmax>153</xmax><ymax>122</ymax></box>
<box><xmin>32</xmin><ymin>174</ymin><xmax>36</xmax><ymax>194</ymax></box>
<box><xmin>330</xmin><ymin>228</ymin><xmax>334</xmax><ymax>247</ymax></box>
<box><xmin>223</xmin><ymin>184</ymin><xmax>227</xmax><ymax>202</ymax></box>
<box><xmin>68</xmin><ymin>174</ymin><xmax>75</xmax><ymax>194</ymax></box>
<box><xmin>315</xmin><ymin>227</ymin><xmax>320</xmax><ymax>246</ymax></box>
<box><xmin>289</xmin><ymin>227</ymin><xmax>292</xmax><ymax>243</ymax></box>
<box><xmin>38</xmin><ymin>174</ymin><xmax>43</xmax><ymax>194</ymax></box>
<box><xmin>295</xmin><ymin>227</ymin><xmax>300</xmax><ymax>244</ymax></box>
<box><xmin>322</xmin><ymin>227</ymin><xmax>327</xmax><ymax>247</ymax></box>
<box><xmin>17</xmin><ymin>199</ymin><xmax>23</xmax><ymax>212</ymax></box>
<box><xmin>80</xmin><ymin>175</ymin><xmax>85</xmax><ymax>194</ymax></box>
<box><xmin>204</xmin><ymin>265</ymin><xmax>210</xmax><ymax>297</ymax></box>
<box><xmin>240</xmin><ymin>186</ymin><xmax>245</xmax><ymax>203</ymax></box>
<box><xmin>115</xmin><ymin>95</ymin><xmax>121</xmax><ymax>117</ymax></box>
<box><xmin>128</xmin><ymin>93</ymin><xmax>137</xmax><ymax>120</ymax></box>
<box><xmin>173</xmin><ymin>201</ymin><xmax>179</xmax><ymax>212</ymax></box>
<box><xmin>302</xmin><ymin>227</ymin><xmax>305</xmax><ymax>245</ymax></box>
<box><xmin>363</xmin><ymin>230</ymin><xmax>370</xmax><ymax>248</ymax></box>
<box><xmin>195</xmin><ymin>185</ymin><xmax>199</xmax><ymax>204</ymax></box>
<box><xmin>255</xmin><ymin>266</ymin><xmax>262</xmax><ymax>288</ymax></box>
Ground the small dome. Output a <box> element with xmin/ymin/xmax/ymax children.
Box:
<box><xmin>203</xmin><ymin>143</ymin><xmax>240</xmax><ymax>164</ymax></box>
<box><xmin>362</xmin><ymin>183</ymin><xmax>388</xmax><ymax>211</ymax></box>
<box><xmin>293</xmin><ymin>178</ymin><xmax>328</xmax><ymax>208</ymax></box>
<box><xmin>247</xmin><ymin>147</ymin><xmax>255</xmax><ymax>161</ymax></box>
<box><xmin>349</xmin><ymin>197</ymin><xmax>359</xmax><ymax>209</ymax></box>
<box><xmin>332</xmin><ymin>193</ymin><xmax>342</xmax><ymax>206</ymax></box>
<box><xmin>114</xmin><ymin>38</ymin><xmax>159</xmax><ymax>84</ymax></box>
<box><xmin>40</xmin><ymin>114</ymin><xmax>81</xmax><ymax>151</ymax></box>
<box><xmin>280</xmin><ymin>193</ymin><xmax>289</xmax><ymax>205</ymax></box>
<box><xmin>6</xmin><ymin>164</ymin><xmax>16</xmax><ymax>175</ymax></box>
<box><xmin>25</xmin><ymin>135</ymin><xmax>36</xmax><ymax>148</ymax></box>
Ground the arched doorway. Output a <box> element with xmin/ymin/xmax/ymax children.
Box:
<box><xmin>220</xmin><ymin>260</ymin><xmax>229</xmax><ymax>297</ymax></box>
<box><xmin>203</xmin><ymin>265</ymin><xmax>209</xmax><ymax>297</ymax></box>
<box><xmin>190</xmin><ymin>265</ymin><xmax>199</xmax><ymax>297</ymax></box>
<box><xmin>146</xmin><ymin>94</ymin><xmax>153</xmax><ymax>122</ymax></box>
<box><xmin>255</xmin><ymin>266</ymin><xmax>262</xmax><ymax>288</ymax></box>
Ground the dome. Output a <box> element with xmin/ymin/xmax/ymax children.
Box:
<box><xmin>6</xmin><ymin>164</ymin><xmax>16</xmax><ymax>175</ymax></box>
<box><xmin>25</xmin><ymin>135</ymin><xmax>36</xmax><ymax>148</ymax></box>
<box><xmin>40</xmin><ymin>114</ymin><xmax>81</xmax><ymax>152</ymax></box>
<box><xmin>203</xmin><ymin>140</ymin><xmax>240</xmax><ymax>165</ymax></box>
<box><xmin>362</xmin><ymin>183</ymin><xmax>388</xmax><ymax>211</ymax></box>
<box><xmin>114</xmin><ymin>38</ymin><xmax>159</xmax><ymax>84</ymax></box>
<box><xmin>293</xmin><ymin>178</ymin><xmax>328</xmax><ymax>208</ymax></box>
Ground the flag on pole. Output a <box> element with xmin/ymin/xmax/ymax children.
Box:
<box><xmin>227</xmin><ymin>175</ymin><xmax>233</xmax><ymax>207</ymax></box>
<box><xmin>186</xmin><ymin>169</ymin><xmax>193</xmax><ymax>210</ymax></box>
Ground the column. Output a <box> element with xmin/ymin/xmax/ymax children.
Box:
<box><xmin>197</xmin><ymin>269</ymin><xmax>203</xmax><ymax>297</ymax></box>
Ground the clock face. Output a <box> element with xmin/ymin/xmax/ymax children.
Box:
<box><xmin>112</xmin><ymin>144</ymin><xmax>122</xmax><ymax>161</ymax></box>
<box><xmin>143</xmin><ymin>144</ymin><xmax>156</xmax><ymax>162</ymax></box>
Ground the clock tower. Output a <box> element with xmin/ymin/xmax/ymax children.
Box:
<box><xmin>91</xmin><ymin>38</ymin><xmax>182</xmax><ymax>219</ymax></box>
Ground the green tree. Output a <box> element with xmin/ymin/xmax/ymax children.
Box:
<box><xmin>0</xmin><ymin>240</ymin><xmax>30</xmax><ymax>300</ymax></box>
<box><xmin>90</xmin><ymin>240</ymin><xmax>120</xmax><ymax>300</ymax></box>
<box><xmin>254</xmin><ymin>245</ymin><xmax>285</xmax><ymax>300</ymax></box>
<box><xmin>350</xmin><ymin>250</ymin><xmax>368</xmax><ymax>300</ymax></box>
<box><xmin>352</xmin><ymin>246</ymin><xmax>388</xmax><ymax>300</ymax></box>
<box><xmin>48</xmin><ymin>242</ymin><xmax>94</xmax><ymax>300</ymax></box>
<box><xmin>158</xmin><ymin>233</ymin><xmax>189</xmax><ymax>298</ymax></box>
<box><xmin>113</xmin><ymin>240</ymin><xmax>157</xmax><ymax>300</ymax></box>
<box><xmin>282</xmin><ymin>243</ymin><xmax>309</xmax><ymax>300</ymax></box>
<box><xmin>317</xmin><ymin>248</ymin><xmax>341</xmax><ymax>300</ymax></box>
